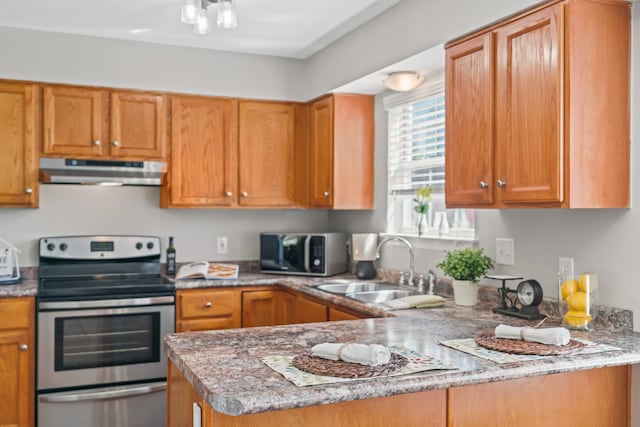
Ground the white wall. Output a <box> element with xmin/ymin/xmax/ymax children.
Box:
<box><xmin>2</xmin><ymin>185</ymin><xmax>328</xmax><ymax>266</ymax></box>
<box><xmin>0</xmin><ymin>26</ymin><xmax>305</xmax><ymax>101</ymax></box>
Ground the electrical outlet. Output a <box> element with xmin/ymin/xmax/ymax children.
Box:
<box><xmin>559</xmin><ymin>257</ymin><xmax>574</xmax><ymax>278</ymax></box>
<box><xmin>217</xmin><ymin>236</ymin><xmax>228</xmax><ymax>254</ymax></box>
<box><xmin>496</xmin><ymin>238</ymin><xmax>515</xmax><ymax>266</ymax></box>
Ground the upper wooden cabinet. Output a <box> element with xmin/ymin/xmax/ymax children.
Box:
<box><xmin>238</xmin><ymin>101</ymin><xmax>305</xmax><ymax>207</ymax></box>
<box><xmin>0</xmin><ymin>81</ymin><xmax>39</xmax><ymax>208</ymax></box>
<box><xmin>445</xmin><ymin>0</ymin><xmax>630</xmax><ymax>208</ymax></box>
<box><xmin>162</xmin><ymin>95</ymin><xmax>238</xmax><ymax>208</ymax></box>
<box><xmin>308</xmin><ymin>94</ymin><xmax>374</xmax><ymax>209</ymax></box>
<box><xmin>43</xmin><ymin>84</ymin><xmax>167</xmax><ymax>160</ymax></box>
<box><xmin>110</xmin><ymin>90</ymin><xmax>167</xmax><ymax>159</ymax></box>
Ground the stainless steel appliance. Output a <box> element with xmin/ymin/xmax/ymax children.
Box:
<box><xmin>39</xmin><ymin>157</ymin><xmax>165</xmax><ymax>186</ymax></box>
<box><xmin>36</xmin><ymin>235</ymin><xmax>175</xmax><ymax>427</ymax></box>
<box><xmin>260</xmin><ymin>232</ymin><xmax>348</xmax><ymax>276</ymax></box>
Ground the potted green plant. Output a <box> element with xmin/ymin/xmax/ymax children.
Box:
<box><xmin>436</xmin><ymin>247</ymin><xmax>494</xmax><ymax>306</ymax></box>
<box><xmin>413</xmin><ymin>186</ymin><xmax>431</xmax><ymax>236</ymax></box>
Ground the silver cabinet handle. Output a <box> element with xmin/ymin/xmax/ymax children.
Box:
<box><xmin>205</xmin><ymin>301</ymin><xmax>212</xmax><ymax>308</ymax></box>
<box><xmin>479</xmin><ymin>181</ymin><xmax>488</xmax><ymax>189</ymax></box>
<box><xmin>112</xmin><ymin>140</ymin><xmax>121</xmax><ymax>147</ymax></box>
<box><xmin>19</xmin><ymin>344</ymin><xmax>28</xmax><ymax>351</ymax></box>
<box><xmin>93</xmin><ymin>140</ymin><xmax>101</xmax><ymax>146</ymax></box>
<box><xmin>497</xmin><ymin>180</ymin><xmax>506</xmax><ymax>187</ymax></box>
<box><xmin>323</xmin><ymin>191</ymin><xmax>330</xmax><ymax>197</ymax></box>
<box><xmin>241</xmin><ymin>192</ymin><xmax>248</xmax><ymax>197</ymax></box>
<box><xmin>25</xmin><ymin>188</ymin><xmax>33</xmax><ymax>194</ymax></box>
<box><xmin>226</xmin><ymin>191</ymin><xmax>233</xmax><ymax>197</ymax></box>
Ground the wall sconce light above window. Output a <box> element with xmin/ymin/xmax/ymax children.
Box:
<box><xmin>383</xmin><ymin>71</ymin><xmax>425</xmax><ymax>92</ymax></box>
<box><xmin>181</xmin><ymin>0</ymin><xmax>238</xmax><ymax>34</ymax></box>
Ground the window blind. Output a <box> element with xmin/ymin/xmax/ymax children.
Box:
<box><xmin>387</xmin><ymin>91</ymin><xmax>445</xmax><ymax>196</ymax></box>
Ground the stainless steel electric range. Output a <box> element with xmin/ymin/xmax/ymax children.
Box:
<box><xmin>36</xmin><ymin>235</ymin><xmax>175</xmax><ymax>427</ymax></box>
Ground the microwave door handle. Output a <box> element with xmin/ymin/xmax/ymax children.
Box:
<box><xmin>38</xmin><ymin>383</ymin><xmax>166</xmax><ymax>403</ymax></box>
<box><xmin>304</xmin><ymin>236</ymin><xmax>311</xmax><ymax>273</ymax></box>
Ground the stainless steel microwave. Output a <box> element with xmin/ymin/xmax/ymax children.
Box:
<box><xmin>260</xmin><ymin>233</ymin><xmax>348</xmax><ymax>276</ymax></box>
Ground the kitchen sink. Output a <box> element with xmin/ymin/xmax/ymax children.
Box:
<box><xmin>313</xmin><ymin>280</ymin><xmax>419</xmax><ymax>305</ymax></box>
<box><xmin>348</xmin><ymin>290</ymin><xmax>417</xmax><ymax>304</ymax></box>
<box><xmin>315</xmin><ymin>281</ymin><xmax>398</xmax><ymax>294</ymax></box>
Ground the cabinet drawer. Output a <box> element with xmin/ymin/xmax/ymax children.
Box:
<box><xmin>0</xmin><ymin>297</ymin><xmax>33</xmax><ymax>331</ymax></box>
<box><xmin>177</xmin><ymin>289</ymin><xmax>240</xmax><ymax>320</ymax></box>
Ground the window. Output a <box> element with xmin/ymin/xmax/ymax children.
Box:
<box><xmin>385</xmin><ymin>79</ymin><xmax>475</xmax><ymax>240</ymax></box>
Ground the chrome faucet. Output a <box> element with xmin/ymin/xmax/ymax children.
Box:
<box><xmin>375</xmin><ymin>237</ymin><xmax>415</xmax><ymax>287</ymax></box>
<box><xmin>427</xmin><ymin>269</ymin><xmax>437</xmax><ymax>295</ymax></box>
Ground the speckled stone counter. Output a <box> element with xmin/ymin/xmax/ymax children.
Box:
<box><xmin>0</xmin><ymin>279</ymin><xmax>38</xmax><ymax>297</ymax></box>
<box><xmin>165</xmin><ymin>308</ymin><xmax>640</xmax><ymax>416</ymax></box>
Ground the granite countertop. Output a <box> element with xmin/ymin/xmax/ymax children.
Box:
<box><xmin>165</xmin><ymin>303</ymin><xmax>640</xmax><ymax>417</ymax></box>
<box><xmin>0</xmin><ymin>279</ymin><xmax>38</xmax><ymax>297</ymax></box>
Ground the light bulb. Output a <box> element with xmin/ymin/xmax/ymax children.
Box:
<box><xmin>383</xmin><ymin>72</ymin><xmax>425</xmax><ymax>92</ymax></box>
<box><xmin>217</xmin><ymin>0</ymin><xmax>238</xmax><ymax>29</ymax></box>
<box><xmin>181</xmin><ymin>0</ymin><xmax>200</xmax><ymax>24</ymax></box>
<box><xmin>193</xmin><ymin>8</ymin><xmax>211</xmax><ymax>35</ymax></box>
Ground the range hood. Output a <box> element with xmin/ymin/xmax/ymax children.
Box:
<box><xmin>39</xmin><ymin>158</ymin><xmax>166</xmax><ymax>186</ymax></box>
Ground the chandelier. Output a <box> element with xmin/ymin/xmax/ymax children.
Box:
<box><xmin>181</xmin><ymin>0</ymin><xmax>238</xmax><ymax>34</ymax></box>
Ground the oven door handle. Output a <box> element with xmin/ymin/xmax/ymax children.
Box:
<box><xmin>39</xmin><ymin>295</ymin><xmax>175</xmax><ymax>310</ymax></box>
<box><xmin>39</xmin><ymin>383</ymin><xmax>166</xmax><ymax>403</ymax></box>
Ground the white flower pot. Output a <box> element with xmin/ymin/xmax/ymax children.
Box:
<box><xmin>453</xmin><ymin>280</ymin><xmax>478</xmax><ymax>306</ymax></box>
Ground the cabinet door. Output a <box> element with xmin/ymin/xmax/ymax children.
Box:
<box><xmin>238</xmin><ymin>102</ymin><xmax>296</xmax><ymax>207</ymax></box>
<box><xmin>328</xmin><ymin>307</ymin><xmax>365</xmax><ymax>321</ymax></box>
<box><xmin>308</xmin><ymin>96</ymin><xmax>333</xmax><ymax>207</ymax></box>
<box><xmin>176</xmin><ymin>289</ymin><xmax>241</xmax><ymax>332</ymax></box>
<box><xmin>445</xmin><ymin>33</ymin><xmax>495</xmax><ymax>207</ymax></box>
<box><xmin>0</xmin><ymin>81</ymin><xmax>39</xmax><ymax>207</ymax></box>
<box><xmin>110</xmin><ymin>91</ymin><xmax>167</xmax><ymax>160</ymax></box>
<box><xmin>296</xmin><ymin>296</ymin><xmax>327</xmax><ymax>323</ymax></box>
<box><xmin>43</xmin><ymin>85</ymin><xmax>106</xmax><ymax>157</ymax></box>
<box><xmin>0</xmin><ymin>330</ymin><xmax>33</xmax><ymax>427</ymax></box>
<box><xmin>242</xmin><ymin>290</ymin><xmax>296</xmax><ymax>327</ymax></box>
<box><xmin>0</xmin><ymin>298</ymin><xmax>34</xmax><ymax>427</ymax></box>
<box><xmin>495</xmin><ymin>5</ymin><xmax>563</xmax><ymax>204</ymax></box>
<box><xmin>167</xmin><ymin>96</ymin><xmax>238</xmax><ymax>207</ymax></box>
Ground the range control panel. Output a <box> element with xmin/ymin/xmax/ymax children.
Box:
<box><xmin>39</xmin><ymin>235</ymin><xmax>162</xmax><ymax>260</ymax></box>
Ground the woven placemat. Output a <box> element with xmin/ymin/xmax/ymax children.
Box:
<box><xmin>475</xmin><ymin>331</ymin><xmax>586</xmax><ymax>356</ymax></box>
<box><xmin>291</xmin><ymin>352</ymin><xmax>408</xmax><ymax>378</ymax></box>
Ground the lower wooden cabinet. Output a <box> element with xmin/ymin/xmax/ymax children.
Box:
<box><xmin>0</xmin><ymin>297</ymin><xmax>35</xmax><ymax>427</ymax></box>
<box><xmin>176</xmin><ymin>289</ymin><xmax>241</xmax><ymax>332</ymax></box>
<box><xmin>176</xmin><ymin>287</ymin><xmax>369</xmax><ymax>332</ymax></box>
<box><xmin>241</xmin><ymin>290</ymin><xmax>296</xmax><ymax>327</ymax></box>
<box><xmin>447</xmin><ymin>365</ymin><xmax>630</xmax><ymax>427</ymax></box>
<box><xmin>296</xmin><ymin>295</ymin><xmax>328</xmax><ymax>323</ymax></box>
<box><xmin>328</xmin><ymin>307</ymin><xmax>366</xmax><ymax>321</ymax></box>
<box><xmin>168</xmin><ymin>361</ymin><xmax>629</xmax><ymax>427</ymax></box>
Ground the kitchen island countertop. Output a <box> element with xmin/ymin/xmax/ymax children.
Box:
<box><xmin>165</xmin><ymin>301</ymin><xmax>640</xmax><ymax>417</ymax></box>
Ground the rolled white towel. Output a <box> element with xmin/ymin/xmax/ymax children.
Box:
<box><xmin>495</xmin><ymin>324</ymin><xmax>570</xmax><ymax>346</ymax></box>
<box><xmin>311</xmin><ymin>342</ymin><xmax>391</xmax><ymax>366</ymax></box>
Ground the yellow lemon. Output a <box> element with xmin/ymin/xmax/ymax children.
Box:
<box><xmin>563</xmin><ymin>310</ymin><xmax>592</xmax><ymax>328</ymax></box>
<box><xmin>560</xmin><ymin>279</ymin><xmax>578</xmax><ymax>300</ymax></box>
<box><xmin>578</xmin><ymin>273</ymin><xmax>598</xmax><ymax>293</ymax></box>
<box><xmin>566</xmin><ymin>291</ymin><xmax>589</xmax><ymax>311</ymax></box>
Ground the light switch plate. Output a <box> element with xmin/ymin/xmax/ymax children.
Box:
<box><xmin>217</xmin><ymin>236</ymin><xmax>228</xmax><ymax>254</ymax></box>
<box><xmin>496</xmin><ymin>238</ymin><xmax>515</xmax><ymax>266</ymax></box>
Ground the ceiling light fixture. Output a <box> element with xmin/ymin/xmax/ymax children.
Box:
<box><xmin>383</xmin><ymin>71</ymin><xmax>425</xmax><ymax>92</ymax></box>
<box><xmin>181</xmin><ymin>0</ymin><xmax>238</xmax><ymax>34</ymax></box>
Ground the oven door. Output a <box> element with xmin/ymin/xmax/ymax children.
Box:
<box><xmin>37</xmin><ymin>296</ymin><xmax>175</xmax><ymax>391</ymax></box>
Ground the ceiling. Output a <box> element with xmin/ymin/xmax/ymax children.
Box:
<box><xmin>0</xmin><ymin>0</ymin><xmax>401</xmax><ymax>59</ymax></box>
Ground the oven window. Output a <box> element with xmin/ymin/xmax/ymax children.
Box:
<box><xmin>54</xmin><ymin>313</ymin><xmax>160</xmax><ymax>371</ymax></box>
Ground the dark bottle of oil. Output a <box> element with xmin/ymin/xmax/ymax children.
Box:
<box><xmin>166</xmin><ymin>236</ymin><xmax>176</xmax><ymax>276</ymax></box>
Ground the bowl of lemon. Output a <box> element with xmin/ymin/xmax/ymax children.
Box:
<box><xmin>559</xmin><ymin>272</ymin><xmax>598</xmax><ymax>330</ymax></box>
